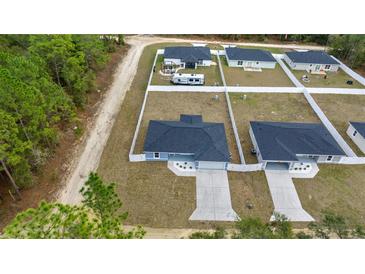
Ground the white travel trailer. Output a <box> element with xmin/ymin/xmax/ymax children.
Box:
<box><xmin>171</xmin><ymin>73</ymin><xmax>205</xmax><ymax>85</ymax></box>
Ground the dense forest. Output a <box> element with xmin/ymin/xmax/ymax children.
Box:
<box><xmin>0</xmin><ymin>35</ymin><xmax>124</xmax><ymax>195</ymax></box>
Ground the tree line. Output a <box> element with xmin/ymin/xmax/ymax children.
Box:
<box><xmin>189</xmin><ymin>212</ymin><xmax>365</xmax><ymax>239</ymax></box>
<box><xmin>0</xmin><ymin>35</ymin><xmax>124</xmax><ymax>194</ymax></box>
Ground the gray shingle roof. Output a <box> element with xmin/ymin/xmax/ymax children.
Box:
<box><xmin>250</xmin><ymin>121</ymin><xmax>346</xmax><ymax>161</ymax></box>
<box><xmin>164</xmin><ymin>47</ymin><xmax>211</xmax><ymax>62</ymax></box>
<box><xmin>225</xmin><ymin>48</ymin><xmax>276</xmax><ymax>62</ymax></box>
<box><xmin>144</xmin><ymin>115</ymin><xmax>230</xmax><ymax>162</ymax></box>
<box><xmin>285</xmin><ymin>50</ymin><xmax>339</xmax><ymax>65</ymax></box>
<box><xmin>349</xmin><ymin>121</ymin><xmax>365</xmax><ymax>137</ymax></box>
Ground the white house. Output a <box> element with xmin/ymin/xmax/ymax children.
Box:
<box><xmin>284</xmin><ymin>50</ymin><xmax>340</xmax><ymax>73</ymax></box>
<box><xmin>225</xmin><ymin>48</ymin><xmax>277</xmax><ymax>69</ymax></box>
<box><xmin>143</xmin><ymin>115</ymin><xmax>230</xmax><ymax>170</ymax></box>
<box><xmin>249</xmin><ymin>121</ymin><xmax>346</xmax><ymax>173</ymax></box>
<box><xmin>347</xmin><ymin>122</ymin><xmax>365</xmax><ymax>153</ymax></box>
<box><xmin>163</xmin><ymin>46</ymin><xmax>212</xmax><ymax>69</ymax></box>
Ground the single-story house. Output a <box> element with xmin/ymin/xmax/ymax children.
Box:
<box><xmin>143</xmin><ymin>114</ymin><xmax>230</xmax><ymax>170</ymax></box>
<box><xmin>284</xmin><ymin>50</ymin><xmax>340</xmax><ymax>72</ymax></box>
<box><xmin>347</xmin><ymin>121</ymin><xmax>365</xmax><ymax>153</ymax></box>
<box><xmin>225</xmin><ymin>48</ymin><xmax>277</xmax><ymax>69</ymax></box>
<box><xmin>249</xmin><ymin>121</ymin><xmax>346</xmax><ymax>171</ymax></box>
<box><xmin>163</xmin><ymin>46</ymin><xmax>212</xmax><ymax>69</ymax></box>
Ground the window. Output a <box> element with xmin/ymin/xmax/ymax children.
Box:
<box><xmin>237</xmin><ymin>60</ymin><xmax>243</xmax><ymax>66</ymax></box>
<box><xmin>325</xmin><ymin>65</ymin><xmax>331</xmax><ymax>70</ymax></box>
<box><xmin>256</xmin><ymin>62</ymin><xmax>259</xmax><ymax>64</ymax></box>
<box><xmin>189</xmin><ymin>78</ymin><xmax>194</xmax><ymax>82</ymax></box>
<box><xmin>353</xmin><ymin>130</ymin><xmax>357</xmax><ymax>137</ymax></box>
<box><xmin>327</xmin><ymin>155</ymin><xmax>333</xmax><ymax>161</ymax></box>
<box><xmin>154</xmin><ymin>152</ymin><xmax>160</xmax><ymax>159</ymax></box>
<box><xmin>195</xmin><ymin>79</ymin><xmax>199</xmax><ymax>82</ymax></box>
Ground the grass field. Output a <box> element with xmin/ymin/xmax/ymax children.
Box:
<box><xmin>151</xmin><ymin>55</ymin><xmax>222</xmax><ymax>86</ymax></box>
<box><xmin>221</xmin><ymin>56</ymin><xmax>294</xmax><ymax>87</ymax></box>
<box><xmin>134</xmin><ymin>92</ymin><xmax>240</xmax><ymax>164</ymax></box>
<box><xmin>312</xmin><ymin>94</ymin><xmax>365</xmax><ymax>156</ymax></box>
<box><xmin>229</xmin><ymin>93</ymin><xmax>320</xmax><ymax>164</ymax></box>
<box><xmin>290</xmin><ymin>68</ymin><xmax>364</xmax><ymax>88</ymax></box>
<box><xmin>295</xmin><ymin>165</ymin><xmax>365</xmax><ymax>225</ymax></box>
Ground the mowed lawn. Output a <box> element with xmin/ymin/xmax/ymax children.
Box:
<box><xmin>290</xmin><ymin>67</ymin><xmax>364</xmax><ymax>88</ymax></box>
<box><xmin>134</xmin><ymin>92</ymin><xmax>240</xmax><ymax>164</ymax></box>
<box><xmin>151</xmin><ymin>55</ymin><xmax>223</xmax><ymax>86</ymax></box>
<box><xmin>312</xmin><ymin>94</ymin><xmax>365</xmax><ymax>156</ymax></box>
<box><xmin>221</xmin><ymin>56</ymin><xmax>294</xmax><ymax>87</ymax></box>
<box><xmin>229</xmin><ymin>93</ymin><xmax>320</xmax><ymax>164</ymax></box>
<box><xmin>295</xmin><ymin>165</ymin><xmax>365</xmax><ymax>225</ymax></box>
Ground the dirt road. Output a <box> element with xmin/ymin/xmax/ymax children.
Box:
<box><xmin>58</xmin><ymin>35</ymin><xmax>326</xmax><ymax>205</ymax></box>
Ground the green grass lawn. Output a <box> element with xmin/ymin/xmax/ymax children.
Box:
<box><xmin>295</xmin><ymin>164</ymin><xmax>365</xmax><ymax>225</ymax></box>
<box><xmin>312</xmin><ymin>94</ymin><xmax>365</xmax><ymax>156</ymax></box>
<box><xmin>229</xmin><ymin>93</ymin><xmax>319</xmax><ymax>164</ymax></box>
<box><xmin>289</xmin><ymin>67</ymin><xmax>364</xmax><ymax>88</ymax></box>
<box><xmin>220</xmin><ymin>56</ymin><xmax>294</xmax><ymax>87</ymax></box>
<box><xmin>151</xmin><ymin>55</ymin><xmax>223</xmax><ymax>86</ymax></box>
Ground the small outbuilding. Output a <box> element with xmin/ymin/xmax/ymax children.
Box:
<box><xmin>249</xmin><ymin>121</ymin><xmax>346</xmax><ymax>172</ymax></box>
<box><xmin>347</xmin><ymin>122</ymin><xmax>365</xmax><ymax>154</ymax></box>
<box><xmin>225</xmin><ymin>48</ymin><xmax>277</xmax><ymax>69</ymax></box>
<box><xmin>143</xmin><ymin>114</ymin><xmax>230</xmax><ymax>170</ymax></box>
<box><xmin>163</xmin><ymin>46</ymin><xmax>212</xmax><ymax>69</ymax></box>
<box><xmin>284</xmin><ymin>50</ymin><xmax>340</xmax><ymax>73</ymax></box>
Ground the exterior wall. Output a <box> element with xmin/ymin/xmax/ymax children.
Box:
<box><xmin>197</xmin><ymin>161</ymin><xmax>227</xmax><ymax>170</ymax></box>
<box><xmin>283</xmin><ymin>55</ymin><xmax>339</xmax><ymax>72</ymax></box>
<box><xmin>164</xmin><ymin>58</ymin><xmax>183</xmax><ymax>66</ymax></box>
<box><xmin>347</xmin><ymin>124</ymin><xmax>365</xmax><ymax>154</ymax></box>
<box><xmin>201</xmin><ymin>60</ymin><xmax>211</xmax><ymax>67</ymax></box>
<box><xmin>164</xmin><ymin>58</ymin><xmax>211</xmax><ymax>68</ymax></box>
<box><xmin>227</xmin><ymin>58</ymin><xmax>276</xmax><ymax>69</ymax></box>
<box><xmin>249</xmin><ymin>126</ymin><xmax>263</xmax><ymax>163</ymax></box>
<box><xmin>317</xmin><ymin>155</ymin><xmax>342</xmax><ymax>163</ymax></box>
<box><xmin>145</xmin><ymin>152</ymin><xmax>169</xmax><ymax>161</ymax></box>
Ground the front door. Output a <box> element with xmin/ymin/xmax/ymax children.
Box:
<box><xmin>246</xmin><ymin>61</ymin><xmax>253</xmax><ymax>68</ymax></box>
<box><xmin>314</xmin><ymin>64</ymin><xmax>321</xmax><ymax>71</ymax></box>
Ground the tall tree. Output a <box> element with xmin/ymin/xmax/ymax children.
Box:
<box><xmin>0</xmin><ymin>110</ymin><xmax>32</xmax><ymax>194</ymax></box>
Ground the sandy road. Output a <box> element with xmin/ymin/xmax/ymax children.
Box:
<box><xmin>58</xmin><ymin>35</ymin><xmax>326</xmax><ymax>205</ymax></box>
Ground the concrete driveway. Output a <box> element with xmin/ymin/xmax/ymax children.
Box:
<box><xmin>190</xmin><ymin>170</ymin><xmax>239</xmax><ymax>221</ymax></box>
<box><xmin>265</xmin><ymin>171</ymin><xmax>314</xmax><ymax>222</ymax></box>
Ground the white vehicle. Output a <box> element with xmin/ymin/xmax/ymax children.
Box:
<box><xmin>171</xmin><ymin>73</ymin><xmax>204</xmax><ymax>85</ymax></box>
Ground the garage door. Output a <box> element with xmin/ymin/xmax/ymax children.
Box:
<box><xmin>197</xmin><ymin>161</ymin><xmax>226</xmax><ymax>170</ymax></box>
